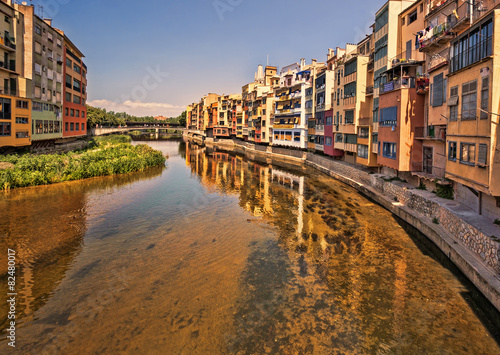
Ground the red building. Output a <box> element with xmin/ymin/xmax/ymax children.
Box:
<box><xmin>62</xmin><ymin>34</ymin><xmax>87</xmax><ymax>137</ymax></box>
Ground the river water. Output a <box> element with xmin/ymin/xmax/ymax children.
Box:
<box><xmin>0</xmin><ymin>139</ymin><xmax>499</xmax><ymax>354</ymax></box>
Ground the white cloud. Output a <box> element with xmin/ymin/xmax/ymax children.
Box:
<box><xmin>87</xmin><ymin>99</ymin><xmax>185</xmax><ymax>118</ymax></box>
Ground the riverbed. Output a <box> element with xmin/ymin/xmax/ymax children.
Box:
<box><xmin>0</xmin><ymin>139</ymin><xmax>498</xmax><ymax>354</ymax></box>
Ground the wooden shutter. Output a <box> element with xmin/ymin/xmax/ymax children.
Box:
<box><xmin>432</xmin><ymin>73</ymin><xmax>443</xmax><ymax>107</ymax></box>
<box><xmin>478</xmin><ymin>144</ymin><xmax>488</xmax><ymax>165</ymax></box>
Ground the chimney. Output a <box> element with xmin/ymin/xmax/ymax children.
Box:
<box><xmin>300</xmin><ymin>58</ymin><xmax>306</xmax><ymax>70</ymax></box>
<box><xmin>311</xmin><ymin>59</ymin><xmax>317</xmax><ymax>66</ymax></box>
<box><xmin>44</xmin><ymin>18</ymin><xmax>52</xmax><ymax>26</ymax></box>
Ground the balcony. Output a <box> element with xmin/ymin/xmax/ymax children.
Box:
<box><xmin>366</xmin><ymin>85</ymin><xmax>373</xmax><ymax>96</ymax></box>
<box><xmin>372</xmin><ymin>142</ymin><xmax>378</xmax><ymax>154</ymax></box>
<box><xmin>344</xmin><ymin>143</ymin><xmax>357</xmax><ymax>153</ymax></box>
<box><xmin>380</xmin><ymin>77</ymin><xmax>415</xmax><ymax>94</ymax></box>
<box><xmin>416</xmin><ymin>76</ymin><xmax>429</xmax><ymax>95</ymax></box>
<box><xmin>419</xmin><ymin>2</ymin><xmax>472</xmax><ymax>53</ymax></box>
<box><xmin>0</xmin><ymin>60</ymin><xmax>16</xmax><ymax>73</ymax></box>
<box><xmin>415</xmin><ymin>125</ymin><xmax>446</xmax><ymax>141</ymax></box>
<box><xmin>411</xmin><ymin>162</ymin><xmax>445</xmax><ymax>179</ymax></box>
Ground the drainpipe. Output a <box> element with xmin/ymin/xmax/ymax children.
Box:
<box><xmin>470</xmin><ymin>0</ymin><xmax>474</xmax><ymax>26</ymax></box>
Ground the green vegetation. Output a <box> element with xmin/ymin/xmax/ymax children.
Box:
<box><xmin>494</xmin><ymin>219</ymin><xmax>500</xmax><ymax>226</ymax></box>
<box><xmin>417</xmin><ymin>181</ymin><xmax>427</xmax><ymax>190</ymax></box>
<box><xmin>383</xmin><ymin>176</ymin><xmax>407</xmax><ymax>183</ymax></box>
<box><xmin>86</xmin><ymin>105</ymin><xmax>187</xmax><ymax>128</ymax></box>
<box><xmin>433</xmin><ymin>217</ymin><xmax>440</xmax><ymax>225</ymax></box>
<box><xmin>435</xmin><ymin>184</ymin><xmax>454</xmax><ymax>200</ymax></box>
<box><xmin>0</xmin><ymin>135</ymin><xmax>165</xmax><ymax>190</ymax></box>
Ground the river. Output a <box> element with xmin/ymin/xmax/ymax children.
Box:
<box><xmin>0</xmin><ymin>139</ymin><xmax>498</xmax><ymax>354</ymax></box>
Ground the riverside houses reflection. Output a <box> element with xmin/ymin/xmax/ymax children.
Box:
<box><xmin>185</xmin><ymin>142</ymin><xmax>499</xmax><ymax>354</ymax></box>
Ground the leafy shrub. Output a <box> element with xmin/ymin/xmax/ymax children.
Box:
<box><xmin>435</xmin><ymin>184</ymin><xmax>454</xmax><ymax>200</ymax></box>
<box><xmin>0</xmin><ymin>136</ymin><xmax>165</xmax><ymax>190</ymax></box>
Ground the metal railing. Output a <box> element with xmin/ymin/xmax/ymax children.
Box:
<box><xmin>450</xmin><ymin>35</ymin><xmax>493</xmax><ymax>73</ymax></box>
<box><xmin>412</xmin><ymin>162</ymin><xmax>445</xmax><ymax>178</ymax></box>
<box><xmin>380</xmin><ymin>77</ymin><xmax>416</xmax><ymax>94</ymax></box>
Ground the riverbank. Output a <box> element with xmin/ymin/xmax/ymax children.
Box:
<box><xmin>187</xmin><ymin>133</ymin><xmax>500</xmax><ymax>312</ymax></box>
<box><xmin>0</xmin><ymin>135</ymin><xmax>166</xmax><ymax>190</ymax></box>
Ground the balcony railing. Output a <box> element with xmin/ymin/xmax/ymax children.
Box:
<box><xmin>415</xmin><ymin>125</ymin><xmax>446</xmax><ymax>140</ymax></box>
<box><xmin>366</xmin><ymin>85</ymin><xmax>373</xmax><ymax>95</ymax></box>
<box><xmin>419</xmin><ymin>2</ymin><xmax>474</xmax><ymax>52</ymax></box>
<box><xmin>380</xmin><ymin>77</ymin><xmax>415</xmax><ymax>94</ymax></box>
<box><xmin>412</xmin><ymin>162</ymin><xmax>445</xmax><ymax>178</ymax></box>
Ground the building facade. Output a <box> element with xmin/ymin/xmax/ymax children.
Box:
<box><xmin>61</xmin><ymin>34</ymin><xmax>87</xmax><ymax>137</ymax></box>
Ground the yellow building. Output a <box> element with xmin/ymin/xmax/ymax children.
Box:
<box><xmin>0</xmin><ymin>0</ymin><xmax>32</xmax><ymax>149</ymax></box>
<box><xmin>445</xmin><ymin>4</ymin><xmax>500</xmax><ymax>219</ymax></box>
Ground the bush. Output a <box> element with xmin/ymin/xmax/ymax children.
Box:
<box><xmin>433</xmin><ymin>217</ymin><xmax>439</xmax><ymax>225</ymax></box>
<box><xmin>435</xmin><ymin>184</ymin><xmax>454</xmax><ymax>200</ymax></box>
<box><xmin>0</xmin><ymin>136</ymin><xmax>165</xmax><ymax>190</ymax></box>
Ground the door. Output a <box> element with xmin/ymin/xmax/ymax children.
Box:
<box><xmin>423</xmin><ymin>146</ymin><xmax>433</xmax><ymax>174</ymax></box>
<box><xmin>406</xmin><ymin>40</ymin><xmax>412</xmax><ymax>60</ymax></box>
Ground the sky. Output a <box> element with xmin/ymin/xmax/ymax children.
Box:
<box><xmin>36</xmin><ymin>0</ymin><xmax>388</xmax><ymax>117</ymax></box>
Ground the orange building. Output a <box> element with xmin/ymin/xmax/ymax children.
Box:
<box><xmin>61</xmin><ymin>34</ymin><xmax>87</xmax><ymax>137</ymax></box>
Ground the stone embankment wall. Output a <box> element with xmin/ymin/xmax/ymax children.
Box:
<box><xmin>306</xmin><ymin>153</ymin><xmax>499</xmax><ymax>273</ymax></box>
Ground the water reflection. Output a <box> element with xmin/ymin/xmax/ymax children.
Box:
<box><xmin>0</xmin><ymin>167</ymin><xmax>164</xmax><ymax>333</ymax></box>
<box><xmin>185</xmin><ymin>142</ymin><xmax>500</xmax><ymax>354</ymax></box>
<box><xmin>0</xmin><ymin>140</ymin><xmax>497</xmax><ymax>354</ymax></box>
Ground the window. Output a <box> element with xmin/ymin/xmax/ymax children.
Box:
<box><xmin>344</xmin><ymin>82</ymin><xmax>356</xmax><ymax>98</ymax></box>
<box><xmin>358</xmin><ymin>144</ymin><xmax>369</xmax><ymax>159</ymax></box>
<box><xmin>461</xmin><ymin>80</ymin><xmax>477</xmax><ymax>120</ymax></box>
<box><xmin>54</xmin><ymin>121</ymin><xmax>60</xmax><ymax>133</ymax></box>
<box><xmin>66</xmin><ymin>58</ymin><xmax>72</xmax><ymax>67</ymax></box>
<box><xmin>380</xmin><ymin>106</ymin><xmax>397</xmax><ymax>126</ymax></box>
<box><xmin>480</xmin><ymin>77</ymin><xmax>489</xmax><ymax>119</ymax></box>
<box><xmin>0</xmin><ymin>98</ymin><xmax>11</xmax><ymax>120</ymax></box>
<box><xmin>43</xmin><ymin>120</ymin><xmax>48</xmax><ymax>133</ymax></box>
<box><xmin>65</xmin><ymin>122</ymin><xmax>68</xmax><ymax>131</ymax></box>
<box><xmin>70</xmin><ymin>109</ymin><xmax>74</xmax><ymax>117</ymax></box>
<box><xmin>372</xmin><ymin>134</ymin><xmax>378</xmax><ymax>144</ymax></box>
<box><xmin>432</xmin><ymin>73</ymin><xmax>444</xmax><ymax>107</ymax></box>
<box><xmin>408</xmin><ymin>10</ymin><xmax>417</xmax><ymax>24</ymax></box>
<box><xmin>358</xmin><ymin>127</ymin><xmax>369</xmax><ymax>138</ymax></box>
<box><xmin>35</xmin><ymin>24</ymin><xmax>41</xmax><ymax>35</ymax></box>
<box><xmin>345</xmin><ymin>60</ymin><xmax>357</xmax><ymax>76</ymax></box>
<box><xmin>448</xmin><ymin>86</ymin><xmax>459</xmax><ymax>121</ymax></box>
<box><xmin>345</xmin><ymin>110</ymin><xmax>354</xmax><ymax>124</ymax></box>
<box><xmin>70</xmin><ymin>122</ymin><xmax>74</xmax><ymax>131</ymax></box>
<box><xmin>478</xmin><ymin>144</ymin><xmax>488</xmax><ymax>166</ymax></box>
<box><xmin>335</xmin><ymin>133</ymin><xmax>343</xmax><ymax>143</ymax></box>
<box><xmin>65</xmin><ymin>108</ymin><xmax>69</xmax><ymax>116</ymax></box>
<box><xmin>15</xmin><ymin>117</ymin><xmax>28</xmax><ymax>124</ymax></box>
<box><xmin>16</xmin><ymin>100</ymin><xmax>29</xmax><ymax>109</ymax></box>
<box><xmin>420</xmin><ymin>4</ymin><xmax>423</xmax><ymax>13</ymax></box>
<box><xmin>66</xmin><ymin>93</ymin><xmax>71</xmax><ymax>102</ymax></box>
<box><xmin>32</xmin><ymin>102</ymin><xmax>43</xmax><ymax>111</ymax></box>
<box><xmin>73</xmin><ymin>79</ymin><xmax>81</xmax><ymax>92</ymax></box>
<box><xmin>402</xmin><ymin>17</ymin><xmax>405</xmax><ymax>26</ymax></box>
<box><xmin>16</xmin><ymin>131</ymin><xmax>28</xmax><ymax>139</ymax></box>
<box><xmin>66</xmin><ymin>74</ymin><xmax>72</xmax><ymax>89</ymax></box>
<box><xmin>451</xmin><ymin>19</ymin><xmax>493</xmax><ymax>73</ymax></box>
<box><xmin>35</xmin><ymin>41</ymin><xmax>42</xmax><ymax>54</ymax></box>
<box><xmin>325</xmin><ymin>136</ymin><xmax>332</xmax><ymax>146</ymax></box>
<box><xmin>460</xmin><ymin>143</ymin><xmax>475</xmax><ymax>165</ymax></box>
<box><xmin>73</xmin><ymin>96</ymin><xmax>81</xmax><ymax>104</ymax></box>
<box><xmin>344</xmin><ymin>134</ymin><xmax>357</xmax><ymax>144</ymax></box>
<box><xmin>382</xmin><ymin>142</ymin><xmax>397</xmax><ymax>159</ymax></box>
<box><xmin>448</xmin><ymin>142</ymin><xmax>457</xmax><ymax>161</ymax></box>
<box><xmin>0</xmin><ymin>122</ymin><xmax>11</xmax><ymax>136</ymax></box>
<box><xmin>293</xmin><ymin>131</ymin><xmax>300</xmax><ymax>142</ymax></box>
<box><xmin>76</xmin><ymin>110</ymin><xmax>80</xmax><ymax>118</ymax></box>
<box><xmin>326</xmin><ymin>116</ymin><xmax>332</xmax><ymax>125</ymax></box>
